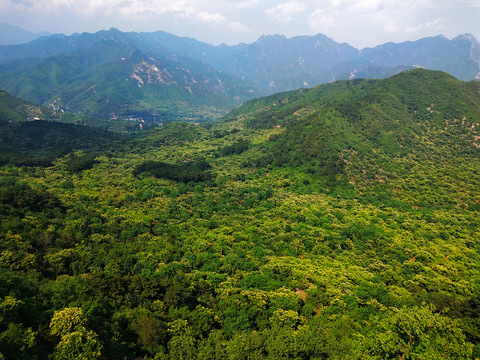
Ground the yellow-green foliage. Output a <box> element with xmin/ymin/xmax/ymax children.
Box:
<box><xmin>54</xmin><ymin>329</ymin><xmax>102</xmax><ymax>360</ymax></box>
<box><xmin>0</xmin><ymin>70</ymin><xmax>479</xmax><ymax>359</ymax></box>
<box><xmin>50</xmin><ymin>307</ymin><xmax>87</xmax><ymax>337</ymax></box>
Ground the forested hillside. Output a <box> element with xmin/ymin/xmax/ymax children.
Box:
<box><xmin>1</xmin><ymin>69</ymin><xmax>479</xmax><ymax>359</ymax></box>
<box><xmin>0</xmin><ymin>90</ymin><xmax>159</xmax><ymax>133</ymax></box>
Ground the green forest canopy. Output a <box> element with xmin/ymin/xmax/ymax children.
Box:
<box><xmin>0</xmin><ymin>69</ymin><xmax>480</xmax><ymax>359</ymax></box>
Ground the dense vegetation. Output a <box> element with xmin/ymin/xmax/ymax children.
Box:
<box><xmin>1</xmin><ymin>70</ymin><xmax>480</xmax><ymax>359</ymax></box>
<box><xmin>0</xmin><ymin>90</ymin><xmax>166</xmax><ymax>132</ymax></box>
<box><xmin>0</xmin><ymin>119</ymin><xmax>127</xmax><ymax>167</ymax></box>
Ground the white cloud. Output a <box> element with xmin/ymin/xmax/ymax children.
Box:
<box><xmin>195</xmin><ymin>11</ymin><xmax>226</xmax><ymax>24</ymax></box>
<box><xmin>306</xmin><ymin>0</ymin><xmax>455</xmax><ymax>45</ymax></box>
<box><xmin>308</xmin><ymin>8</ymin><xmax>335</xmax><ymax>30</ymax></box>
<box><xmin>348</xmin><ymin>0</ymin><xmax>384</xmax><ymax>13</ymax></box>
<box><xmin>4</xmin><ymin>0</ymin><xmax>237</xmax><ymax>28</ymax></box>
<box><xmin>265</xmin><ymin>1</ymin><xmax>307</xmax><ymax>22</ymax></box>
<box><xmin>3</xmin><ymin>0</ymin><xmax>221</xmax><ymax>22</ymax></box>
<box><xmin>406</xmin><ymin>17</ymin><xmax>443</xmax><ymax>34</ymax></box>
<box><xmin>1</xmin><ymin>0</ymin><xmax>479</xmax><ymax>48</ymax></box>
<box><xmin>234</xmin><ymin>0</ymin><xmax>263</xmax><ymax>10</ymax></box>
<box><xmin>113</xmin><ymin>1</ymin><xmax>197</xmax><ymax>19</ymax></box>
<box><xmin>227</xmin><ymin>21</ymin><xmax>250</xmax><ymax>33</ymax></box>
<box><xmin>323</xmin><ymin>0</ymin><xmax>432</xmax><ymax>14</ymax></box>
<box><xmin>372</xmin><ymin>13</ymin><xmax>399</xmax><ymax>34</ymax></box>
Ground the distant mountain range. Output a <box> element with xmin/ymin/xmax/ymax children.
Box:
<box><xmin>0</xmin><ymin>27</ymin><xmax>479</xmax><ymax>121</ymax></box>
<box><xmin>0</xmin><ymin>23</ymin><xmax>51</xmax><ymax>45</ymax></box>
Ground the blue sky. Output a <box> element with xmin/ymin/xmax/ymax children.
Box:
<box><xmin>1</xmin><ymin>0</ymin><xmax>479</xmax><ymax>48</ymax></box>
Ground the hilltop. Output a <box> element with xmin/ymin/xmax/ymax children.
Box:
<box><xmin>227</xmin><ymin>69</ymin><xmax>480</xmax><ymax>207</ymax></box>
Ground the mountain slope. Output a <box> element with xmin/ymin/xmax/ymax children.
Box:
<box><xmin>360</xmin><ymin>34</ymin><xmax>480</xmax><ymax>81</ymax></box>
<box><xmin>0</xmin><ymin>28</ymin><xmax>135</xmax><ymax>63</ymax></box>
<box><xmin>0</xmin><ymin>90</ymin><xmax>129</xmax><ymax>166</ymax></box>
<box><xmin>229</xmin><ymin>69</ymin><xmax>480</xmax><ymax>208</ymax></box>
<box><xmin>0</xmin><ymin>90</ymin><xmax>56</xmax><ymax>123</ymax></box>
<box><xmin>0</xmin><ymin>39</ymin><xmax>248</xmax><ymax>121</ymax></box>
<box><xmin>215</xmin><ymin>33</ymin><xmax>359</xmax><ymax>93</ymax></box>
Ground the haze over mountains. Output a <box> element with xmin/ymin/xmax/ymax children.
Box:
<box><xmin>0</xmin><ymin>26</ymin><xmax>479</xmax><ymax>122</ymax></box>
<box><xmin>0</xmin><ymin>23</ymin><xmax>52</xmax><ymax>46</ymax></box>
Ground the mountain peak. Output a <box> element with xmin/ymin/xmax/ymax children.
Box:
<box><xmin>107</xmin><ymin>27</ymin><xmax>122</xmax><ymax>34</ymax></box>
<box><xmin>0</xmin><ymin>22</ymin><xmax>52</xmax><ymax>45</ymax></box>
<box><xmin>257</xmin><ymin>34</ymin><xmax>287</xmax><ymax>42</ymax></box>
<box><xmin>453</xmin><ymin>33</ymin><xmax>479</xmax><ymax>43</ymax></box>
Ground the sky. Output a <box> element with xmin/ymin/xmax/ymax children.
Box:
<box><xmin>1</xmin><ymin>0</ymin><xmax>479</xmax><ymax>49</ymax></box>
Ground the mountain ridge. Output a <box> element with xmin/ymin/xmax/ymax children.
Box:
<box><xmin>2</xmin><ymin>27</ymin><xmax>477</xmax><ymax>77</ymax></box>
<box><xmin>0</xmin><ymin>37</ymin><xmax>249</xmax><ymax>121</ymax></box>
<box><xmin>1</xmin><ymin>28</ymin><xmax>478</xmax><ymax>122</ymax></box>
